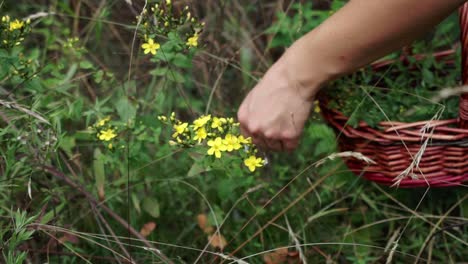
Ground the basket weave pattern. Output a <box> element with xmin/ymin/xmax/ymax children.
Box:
<box><xmin>319</xmin><ymin>4</ymin><xmax>468</xmax><ymax>187</ymax></box>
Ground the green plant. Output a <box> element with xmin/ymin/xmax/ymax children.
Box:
<box><xmin>1</xmin><ymin>210</ymin><xmax>36</xmax><ymax>264</ymax></box>
<box><xmin>0</xmin><ymin>1</ymin><xmax>466</xmax><ymax>263</ymax></box>
<box><xmin>266</xmin><ymin>1</ymin><xmax>346</xmax><ymax>48</ymax></box>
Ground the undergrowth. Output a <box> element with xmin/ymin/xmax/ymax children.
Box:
<box><xmin>0</xmin><ymin>1</ymin><xmax>467</xmax><ymax>263</ymax></box>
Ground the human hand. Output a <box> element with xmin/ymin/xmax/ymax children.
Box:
<box><xmin>237</xmin><ymin>51</ymin><xmax>320</xmax><ymax>152</ymax></box>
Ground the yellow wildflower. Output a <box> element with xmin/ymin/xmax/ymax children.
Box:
<box><xmin>193</xmin><ymin>127</ymin><xmax>207</xmax><ymax>143</ymax></box>
<box><xmin>211</xmin><ymin>117</ymin><xmax>226</xmax><ymax>132</ymax></box>
<box><xmin>186</xmin><ymin>33</ymin><xmax>199</xmax><ymax>47</ymax></box>
<box><xmin>192</xmin><ymin>115</ymin><xmax>211</xmax><ymax>130</ymax></box>
<box><xmin>207</xmin><ymin>137</ymin><xmax>226</xmax><ymax>158</ymax></box>
<box><xmin>172</xmin><ymin>122</ymin><xmax>188</xmax><ymax>138</ymax></box>
<box><xmin>244</xmin><ymin>155</ymin><xmax>264</xmax><ymax>172</ymax></box>
<box><xmin>238</xmin><ymin>135</ymin><xmax>252</xmax><ymax>144</ymax></box>
<box><xmin>314</xmin><ymin>100</ymin><xmax>320</xmax><ymax>113</ymax></box>
<box><xmin>223</xmin><ymin>134</ymin><xmax>241</xmax><ymax>152</ymax></box>
<box><xmin>158</xmin><ymin>115</ymin><xmax>167</xmax><ymax>121</ymax></box>
<box><xmin>141</xmin><ymin>38</ymin><xmax>161</xmax><ymax>55</ymax></box>
<box><xmin>2</xmin><ymin>15</ymin><xmax>10</xmax><ymax>23</ymax></box>
<box><xmin>9</xmin><ymin>19</ymin><xmax>24</xmax><ymax>31</ymax></box>
<box><xmin>96</xmin><ymin>116</ymin><xmax>111</xmax><ymax>127</ymax></box>
<box><xmin>99</xmin><ymin>129</ymin><xmax>117</xmax><ymax>141</ymax></box>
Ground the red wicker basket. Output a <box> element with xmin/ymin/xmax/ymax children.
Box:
<box><xmin>319</xmin><ymin>4</ymin><xmax>468</xmax><ymax>188</ymax></box>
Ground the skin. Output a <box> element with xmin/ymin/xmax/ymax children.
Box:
<box><xmin>238</xmin><ymin>0</ymin><xmax>468</xmax><ymax>152</ymax></box>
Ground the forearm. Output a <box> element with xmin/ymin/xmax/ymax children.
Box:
<box><xmin>284</xmin><ymin>0</ymin><xmax>467</xmax><ymax>98</ymax></box>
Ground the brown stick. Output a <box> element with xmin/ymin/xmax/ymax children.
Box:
<box><xmin>42</xmin><ymin>165</ymin><xmax>173</xmax><ymax>264</ymax></box>
<box><xmin>91</xmin><ymin>204</ymin><xmax>133</xmax><ymax>263</ymax></box>
<box><xmin>23</xmin><ymin>248</ymin><xmax>134</xmax><ymax>263</ymax></box>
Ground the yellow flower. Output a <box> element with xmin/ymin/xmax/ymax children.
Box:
<box><xmin>158</xmin><ymin>115</ymin><xmax>167</xmax><ymax>121</ymax></box>
<box><xmin>192</xmin><ymin>115</ymin><xmax>211</xmax><ymax>130</ymax></box>
<box><xmin>172</xmin><ymin>122</ymin><xmax>188</xmax><ymax>138</ymax></box>
<box><xmin>244</xmin><ymin>155</ymin><xmax>264</xmax><ymax>172</ymax></box>
<box><xmin>223</xmin><ymin>134</ymin><xmax>241</xmax><ymax>152</ymax></box>
<box><xmin>186</xmin><ymin>34</ymin><xmax>199</xmax><ymax>47</ymax></box>
<box><xmin>99</xmin><ymin>129</ymin><xmax>117</xmax><ymax>141</ymax></box>
<box><xmin>96</xmin><ymin>116</ymin><xmax>111</xmax><ymax>127</ymax></box>
<box><xmin>207</xmin><ymin>137</ymin><xmax>227</xmax><ymax>158</ymax></box>
<box><xmin>211</xmin><ymin>117</ymin><xmax>226</xmax><ymax>132</ymax></box>
<box><xmin>9</xmin><ymin>19</ymin><xmax>24</xmax><ymax>31</ymax></box>
<box><xmin>2</xmin><ymin>15</ymin><xmax>10</xmax><ymax>23</ymax></box>
<box><xmin>314</xmin><ymin>100</ymin><xmax>320</xmax><ymax>113</ymax></box>
<box><xmin>238</xmin><ymin>135</ymin><xmax>252</xmax><ymax>144</ymax></box>
<box><xmin>141</xmin><ymin>38</ymin><xmax>161</xmax><ymax>55</ymax></box>
<box><xmin>193</xmin><ymin>127</ymin><xmax>207</xmax><ymax>143</ymax></box>
<box><xmin>108</xmin><ymin>143</ymin><xmax>113</xmax><ymax>149</ymax></box>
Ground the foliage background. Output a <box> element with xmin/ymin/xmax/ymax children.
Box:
<box><xmin>0</xmin><ymin>0</ymin><xmax>467</xmax><ymax>263</ymax></box>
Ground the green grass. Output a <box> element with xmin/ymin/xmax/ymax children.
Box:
<box><xmin>0</xmin><ymin>1</ymin><xmax>467</xmax><ymax>263</ymax></box>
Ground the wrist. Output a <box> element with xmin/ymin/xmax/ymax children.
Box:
<box><xmin>280</xmin><ymin>31</ymin><xmax>345</xmax><ymax>100</ymax></box>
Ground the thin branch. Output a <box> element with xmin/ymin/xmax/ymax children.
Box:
<box><xmin>41</xmin><ymin>165</ymin><xmax>173</xmax><ymax>264</ymax></box>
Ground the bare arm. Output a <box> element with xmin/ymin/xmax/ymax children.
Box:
<box><xmin>238</xmin><ymin>0</ymin><xmax>467</xmax><ymax>151</ymax></box>
<box><xmin>288</xmin><ymin>0</ymin><xmax>467</xmax><ymax>98</ymax></box>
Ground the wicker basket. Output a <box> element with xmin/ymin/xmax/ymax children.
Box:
<box><xmin>319</xmin><ymin>4</ymin><xmax>468</xmax><ymax>188</ymax></box>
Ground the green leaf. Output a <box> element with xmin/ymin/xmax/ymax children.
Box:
<box><xmin>187</xmin><ymin>162</ymin><xmax>209</xmax><ymax>177</ymax></box>
<box><xmin>115</xmin><ymin>97</ymin><xmax>137</xmax><ymax>122</ymax></box>
<box><xmin>40</xmin><ymin>203</ymin><xmax>65</xmax><ymax>224</ymax></box>
<box><xmin>132</xmin><ymin>193</ymin><xmax>141</xmax><ymax>214</ymax></box>
<box><xmin>166</xmin><ymin>70</ymin><xmax>186</xmax><ymax>83</ymax></box>
<box><xmin>142</xmin><ymin>197</ymin><xmax>160</xmax><ymax>218</ymax></box>
<box><xmin>79</xmin><ymin>60</ymin><xmax>94</xmax><ymax>69</ymax></box>
<box><xmin>188</xmin><ymin>150</ymin><xmax>205</xmax><ymax>161</ymax></box>
<box><xmin>172</xmin><ymin>53</ymin><xmax>192</xmax><ymax>69</ymax></box>
<box><xmin>93</xmin><ymin>148</ymin><xmax>105</xmax><ymax>199</ymax></box>
<box><xmin>58</xmin><ymin>136</ymin><xmax>76</xmax><ymax>157</ymax></box>
<box><xmin>150</xmin><ymin>67</ymin><xmax>169</xmax><ymax>76</ymax></box>
<box><xmin>94</xmin><ymin>70</ymin><xmax>104</xmax><ymax>83</ymax></box>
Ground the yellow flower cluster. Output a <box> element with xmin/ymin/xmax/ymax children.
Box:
<box><xmin>138</xmin><ymin>1</ymin><xmax>204</xmax><ymax>55</ymax></box>
<box><xmin>1</xmin><ymin>15</ymin><xmax>30</xmax><ymax>49</ymax></box>
<box><xmin>158</xmin><ymin>113</ymin><xmax>266</xmax><ymax>172</ymax></box>
<box><xmin>63</xmin><ymin>37</ymin><xmax>84</xmax><ymax>53</ymax></box>
<box><xmin>93</xmin><ymin>116</ymin><xmax>117</xmax><ymax>149</ymax></box>
<box><xmin>186</xmin><ymin>33</ymin><xmax>199</xmax><ymax>48</ymax></box>
<box><xmin>9</xmin><ymin>19</ymin><xmax>24</xmax><ymax>31</ymax></box>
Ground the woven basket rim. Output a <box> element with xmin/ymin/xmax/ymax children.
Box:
<box><xmin>319</xmin><ymin>46</ymin><xmax>468</xmax><ymax>143</ymax></box>
<box><xmin>319</xmin><ymin>99</ymin><xmax>468</xmax><ymax>143</ymax></box>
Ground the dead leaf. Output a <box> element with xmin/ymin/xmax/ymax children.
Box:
<box><xmin>97</xmin><ymin>185</ymin><xmax>105</xmax><ymax>202</ymax></box>
<box><xmin>203</xmin><ymin>226</ymin><xmax>214</xmax><ymax>234</ymax></box>
<box><xmin>263</xmin><ymin>248</ymin><xmax>288</xmax><ymax>264</ymax></box>
<box><xmin>47</xmin><ymin>232</ymin><xmax>79</xmax><ymax>249</ymax></box>
<box><xmin>208</xmin><ymin>233</ymin><xmax>227</xmax><ymax>250</ymax></box>
<box><xmin>140</xmin><ymin>222</ymin><xmax>156</xmax><ymax>237</ymax></box>
<box><xmin>58</xmin><ymin>233</ymin><xmax>79</xmax><ymax>244</ymax></box>
<box><xmin>197</xmin><ymin>214</ymin><xmax>208</xmax><ymax>230</ymax></box>
<box><xmin>197</xmin><ymin>214</ymin><xmax>214</xmax><ymax>234</ymax></box>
